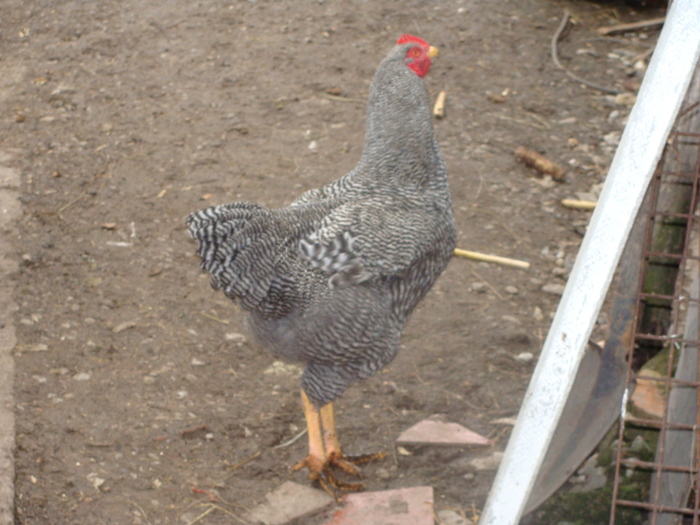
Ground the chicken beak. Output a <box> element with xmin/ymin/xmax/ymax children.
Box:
<box><xmin>427</xmin><ymin>46</ymin><xmax>439</xmax><ymax>58</ymax></box>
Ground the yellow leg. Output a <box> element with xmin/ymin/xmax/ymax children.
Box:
<box><xmin>292</xmin><ymin>390</ymin><xmax>326</xmax><ymax>478</ymax></box>
<box><xmin>292</xmin><ymin>390</ymin><xmax>381</xmax><ymax>495</ymax></box>
<box><xmin>320</xmin><ymin>401</ymin><xmax>341</xmax><ymax>457</ymax></box>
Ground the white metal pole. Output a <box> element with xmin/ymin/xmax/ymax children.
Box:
<box><xmin>479</xmin><ymin>0</ymin><xmax>700</xmax><ymax>522</ymax></box>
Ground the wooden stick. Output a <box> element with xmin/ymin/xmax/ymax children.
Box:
<box><xmin>561</xmin><ymin>199</ymin><xmax>596</xmax><ymax>210</ymax></box>
<box><xmin>596</xmin><ymin>17</ymin><xmax>665</xmax><ymax>36</ymax></box>
<box><xmin>454</xmin><ymin>248</ymin><xmax>530</xmax><ymax>269</ymax></box>
<box><xmin>433</xmin><ymin>91</ymin><xmax>446</xmax><ymax>118</ymax></box>
<box><xmin>515</xmin><ymin>146</ymin><xmax>566</xmax><ymax>180</ymax></box>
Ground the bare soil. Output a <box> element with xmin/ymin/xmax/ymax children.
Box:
<box><xmin>0</xmin><ymin>0</ymin><xmax>665</xmax><ymax>523</ymax></box>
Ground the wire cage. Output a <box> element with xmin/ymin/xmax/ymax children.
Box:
<box><xmin>611</xmin><ymin>101</ymin><xmax>700</xmax><ymax>524</ymax></box>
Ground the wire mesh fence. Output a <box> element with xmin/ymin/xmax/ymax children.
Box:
<box><xmin>610</xmin><ymin>101</ymin><xmax>700</xmax><ymax>524</ymax></box>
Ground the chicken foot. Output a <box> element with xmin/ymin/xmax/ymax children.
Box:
<box><xmin>291</xmin><ymin>390</ymin><xmax>384</xmax><ymax>498</ymax></box>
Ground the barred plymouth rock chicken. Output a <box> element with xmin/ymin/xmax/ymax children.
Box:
<box><xmin>187</xmin><ymin>34</ymin><xmax>456</xmax><ymax>494</ymax></box>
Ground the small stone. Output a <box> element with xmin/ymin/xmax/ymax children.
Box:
<box><xmin>570</xmin><ymin>453</ymin><xmax>606</xmax><ymax>493</ymax></box>
<box><xmin>630</xmin><ymin>435</ymin><xmax>651</xmax><ymax>454</ymax></box>
<box><xmin>191</xmin><ymin>358</ymin><xmax>205</xmax><ymax>366</ymax></box>
<box><xmin>471</xmin><ymin>282</ymin><xmax>487</xmax><ymax>293</ymax></box>
<box><xmin>225</xmin><ymin>332</ymin><xmax>246</xmax><ymax>343</ymax></box>
<box><xmin>376</xmin><ymin>467</ymin><xmax>391</xmax><ymax>480</ymax></box>
<box><xmin>615</xmin><ymin>92</ymin><xmax>636</xmax><ymax>106</ymax></box>
<box><xmin>504</xmin><ymin>286</ymin><xmax>519</xmax><ymax>295</ymax></box>
<box><xmin>73</xmin><ymin>372</ymin><xmax>91</xmax><ymax>381</ymax></box>
<box><xmin>533</xmin><ymin>307</ymin><xmax>545</xmax><ymax>321</ymax></box>
<box><xmin>113</xmin><ymin>321</ymin><xmax>137</xmax><ymax>333</ymax></box>
<box><xmin>87</xmin><ymin>472</ymin><xmax>106</xmax><ymax>490</ymax></box>
<box><xmin>542</xmin><ymin>283</ymin><xmax>566</xmax><ymax>295</ymax></box>
<box><xmin>470</xmin><ymin>451</ymin><xmax>504</xmax><ymax>471</ymax></box>
<box><xmin>264</xmin><ymin>361</ymin><xmax>302</xmax><ymax>376</ymax></box>
<box><xmin>515</xmin><ymin>352</ymin><xmax>534</xmax><ymax>363</ymax></box>
<box><xmin>603</xmin><ymin>131</ymin><xmax>621</xmax><ymax>147</ymax></box>
<box><xmin>143</xmin><ymin>376</ymin><xmax>156</xmax><ymax>384</ymax></box>
<box><xmin>308</xmin><ymin>140</ymin><xmax>318</xmax><ymax>151</ymax></box>
<box><xmin>176</xmin><ymin>390</ymin><xmax>188</xmax><ymax>399</ymax></box>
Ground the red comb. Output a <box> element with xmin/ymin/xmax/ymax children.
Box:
<box><xmin>397</xmin><ymin>34</ymin><xmax>429</xmax><ymax>48</ymax></box>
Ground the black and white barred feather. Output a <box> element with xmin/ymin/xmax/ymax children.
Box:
<box><xmin>186</xmin><ymin>39</ymin><xmax>457</xmax><ymax>407</ymax></box>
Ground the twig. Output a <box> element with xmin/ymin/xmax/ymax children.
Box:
<box><xmin>561</xmin><ymin>198</ymin><xmax>596</xmax><ymax>210</ymax></box>
<box><xmin>199</xmin><ymin>311</ymin><xmax>230</xmax><ymax>324</ymax></box>
<box><xmin>226</xmin><ymin>450</ymin><xmax>262</xmax><ymax>472</ymax></box>
<box><xmin>208</xmin><ymin>504</ymin><xmax>251</xmax><ymax>524</ymax></box>
<box><xmin>631</xmin><ymin>46</ymin><xmax>654</xmax><ymax>65</ymax></box>
<box><xmin>433</xmin><ymin>91</ymin><xmax>446</xmax><ymax>118</ymax></box>
<box><xmin>551</xmin><ymin>10</ymin><xmax>620</xmax><ymax>95</ymax></box>
<box><xmin>130</xmin><ymin>500</ymin><xmax>154</xmax><ymax>525</ymax></box>
<box><xmin>454</xmin><ymin>248</ymin><xmax>530</xmax><ymax>270</ymax></box>
<box><xmin>184</xmin><ymin>505</ymin><xmax>216</xmax><ymax>525</ymax></box>
<box><xmin>57</xmin><ymin>188</ymin><xmax>89</xmax><ymax>219</ymax></box>
<box><xmin>469</xmin><ymin>270</ymin><xmax>506</xmax><ymax>301</ymax></box>
<box><xmin>272</xmin><ymin>428</ymin><xmax>308</xmax><ymax>449</ymax></box>
<box><xmin>596</xmin><ymin>17</ymin><xmax>665</xmax><ymax>36</ymax></box>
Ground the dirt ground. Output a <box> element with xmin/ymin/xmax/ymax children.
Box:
<box><xmin>1</xmin><ymin>0</ymin><xmax>666</xmax><ymax>523</ymax></box>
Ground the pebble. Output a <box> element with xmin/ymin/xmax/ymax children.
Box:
<box><xmin>515</xmin><ymin>352</ymin><xmax>534</xmax><ymax>363</ymax></box>
<box><xmin>73</xmin><ymin>372</ymin><xmax>91</xmax><ymax>381</ymax></box>
<box><xmin>504</xmin><ymin>285</ymin><xmax>519</xmax><ymax>295</ymax></box>
<box><xmin>570</xmin><ymin>453</ymin><xmax>606</xmax><ymax>493</ymax></box>
<box><xmin>603</xmin><ymin>131</ymin><xmax>621</xmax><ymax>147</ymax></box>
<box><xmin>629</xmin><ymin>435</ymin><xmax>650</xmax><ymax>454</ymax></box>
<box><xmin>471</xmin><ymin>282</ymin><xmax>487</xmax><ymax>293</ymax></box>
<box><xmin>470</xmin><ymin>451</ymin><xmax>504</xmax><ymax>471</ymax></box>
<box><xmin>225</xmin><ymin>332</ymin><xmax>246</xmax><ymax>343</ymax></box>
<box><xmin>533</xmin><ymin>307</ymin><xmax>545</xmax><ymax>321</ymax></box>
<box><xmin>542</xmin><ymin>283</ymin><xmax>566</xmax><ymax>295</ymax></box>
<box><xmin>376</xmin><ymin>467</ymin><xmax>391</xmax><ymax>480</ymax></box>
<box><xmin>264</xmin><ymin>361</ymin><xmax>302</xmax><ymax>376</ymax></box>
<box><xmin>615</xmin><ymin>92</ymin><xmax>636</xmax><ymax>106</ymax></box>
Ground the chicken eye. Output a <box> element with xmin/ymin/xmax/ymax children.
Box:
<box><xmin>409</xmin><ymin>47</ymin><xmax>422</xmax><ymax>58</ymax></box>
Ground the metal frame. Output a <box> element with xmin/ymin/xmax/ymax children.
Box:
<box><xmin>611</xmin><ymin>117</ymin><xmax>700</xmax><ymax>522</ymax></box>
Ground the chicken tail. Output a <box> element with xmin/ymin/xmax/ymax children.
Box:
<box><xmin>186</xmin><ymin>202</ymin><xmax>283</xmax><ymax>310</ymax></box>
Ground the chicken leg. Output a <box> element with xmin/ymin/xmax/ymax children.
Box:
<box><xmin>291</xmin><ymin>390</ymin><xmax>383</xmax><ymax>496</ymax></box>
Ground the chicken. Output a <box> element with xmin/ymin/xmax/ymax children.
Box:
<box><xmin>186</xmin><ymin>34</ymin><xmax>456</xmax><ymax>494</ymax></box>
